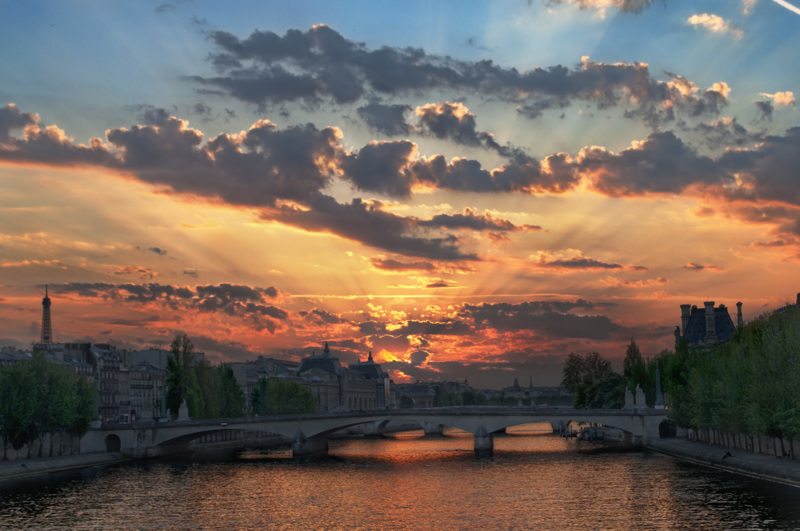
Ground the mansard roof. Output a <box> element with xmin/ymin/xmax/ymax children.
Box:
<box><xmin>683</xmin><ymin>305</ymin><xmax>736</xmax><ymax>345</ymax></box>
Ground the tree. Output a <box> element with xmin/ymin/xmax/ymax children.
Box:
<box><xmin>0</xmin><ymin>350</ymin><xmax>96</xmax><ymax>456</ymax></box>
<box><xmin>561</xmin><ymin>351</ymin><xmax>624</xmax><ymax>408</ymax></box>
<box><xmin>250</xmin><ymin>378</ymin><xmax>316</xmax><ymax>416</ymax></box>
<box><xmin>217</xmin><ymin>365</ymin><xmax>245</xmax><ymax>418</ymax></box>
<box><xmin>623</xmin><ymin>339</ymin><xmax>643</xmax><ymax>382</ymax></box>
<box><xmin>165</xmin><ymin>334</ymin><xmax>199</xmax><ymax>418</ymax></box>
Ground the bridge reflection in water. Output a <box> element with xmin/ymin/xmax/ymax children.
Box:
<box><xmin>83</xmin><ymin>406</ymin><xmax>668</xmax><ymax>460</ymax></box>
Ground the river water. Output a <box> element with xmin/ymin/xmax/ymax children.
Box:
<box><xmin>2</xmin><ymin>427</ymin><xmax>799</xmax><ymax>529</ymax></box>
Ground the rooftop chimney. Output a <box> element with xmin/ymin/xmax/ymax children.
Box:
<box><xmin>680</xmin><ymin>304</ymin><xmax>692</xmax><ymax>336</ymax></box>
<box><xmin>703</xmin><ymin>301</ymin><xmax>717</xmax><ymax>344</ymax></box>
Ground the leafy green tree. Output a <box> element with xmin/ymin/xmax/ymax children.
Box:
<box><xmin>251</xmin><ymin>378</ymin><xmax>316</xmax><ymax>416</ymax></box>
<box><xmin>399</xmin><ymin>395</ymin><xmax>414</xmax><ymax>408</ymax></box>
<box><xmin>661</xmin><ymin>305</ymin><xmax>800</xmax><ymax>438</ymax></box>
<box><xmin>165</xmin><ymin>334</ymin><xmax>200</xmax><ymax>418</ymax></box>
<box><xmin>0</xmin><ymin>350</ymin><xmax>96</xmax><ymax>456</ymax></box>
<box><xmin>217</xmin><ymin>365</ymin><xmax>245</xmax><ymax>418</ymax></box>
<box><xmin>461</xmin><ymin>390</ymin><xmax>487</xmax><ymax>406</ymax></box>
<box><xmin>561</xmin><ymin>351</ymin><xmax>624</xmax><ymax>408</ymax></box>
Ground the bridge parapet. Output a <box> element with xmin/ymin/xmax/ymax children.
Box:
<box><xmin>84</xmin><ymin>406</ymin><xmax>668</xmax><ymax>458</ymax></box>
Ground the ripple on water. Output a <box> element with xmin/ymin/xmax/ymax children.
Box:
<box><xmin>1</xmin><ymin>435</ymin><xmax>799</xmax><ymax>529</ymax></box>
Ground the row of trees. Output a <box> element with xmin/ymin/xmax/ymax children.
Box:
<box><xmin>0</xmin><ymin>351</ymin><xmax>96</xmax><ymax>451</ymax></box>
<box><xmin>560</xmin><ymin>339</ymin><xmax>665</xmax><ymax>409</ymax></box>
<box><xmin>165</xmin><ymin>335</ymin><xmax>246</xmax><ymax>419</ymax></box>
<box><xmin>561</xmin><ymin>303</ymin><xmax>800</xmax><ymax>440</ymax></box>
<box><xmin>165</xmin><ymin>334</ymin><xmax>317</xmax><ymax>419</ymax></box>
<box><xmin>660</xmin><ymin>305</ymin><xmax>800</xmax><ymax>438</ymax></box>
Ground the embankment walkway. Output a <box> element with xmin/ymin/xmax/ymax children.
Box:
<box><xmin>649</xmin><ymin>438</ymin><xmax>800</xmax><ymax>488</ymax></box>
<box><xmin>0</xmin><ymin>453</ymin><xmax>128</xmax><ymax>483</ymax></box>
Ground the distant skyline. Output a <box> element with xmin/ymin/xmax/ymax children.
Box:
<box><xmin>1</xmin><ymin>0</ymin><xmax>799</xmax><ymax>388</ymax></box>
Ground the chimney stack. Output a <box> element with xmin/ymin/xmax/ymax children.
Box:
<box><xmin>736</xmin><ymin>301</ymin><xmax>743</xmax><ymax>328</ymax></box>
<box><xmin>703</xmin><ymin>301</ymin><xmax>717</xmax><ymax>343</ymax></box>
<box><xmin>680</xmin><ymin>304</ymin><xmax>692</xmax><ymax>336</ymax></box>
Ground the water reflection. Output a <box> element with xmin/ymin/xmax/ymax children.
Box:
<box><xmin>2</xmin><ymin>433</ymin><xmax>799</xmax><ymax>529</ymax></box>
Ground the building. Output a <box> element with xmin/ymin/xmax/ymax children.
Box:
<box><xmin>295</xmin><ymin>342</ymin><xmax>393</xmax><ymax>412</ymax></box>
<box><xmin>676</xmin><ymin>301</ymin><xmax>740</xmax><ymax>349</ymax></box>
<box><xmin>228</xmin><ymin>356</ymin><xmax>299</xmax><ymax>411</ymax></box>
<box><xmin>349</xmin><ymin>351</ymin><xmax>396</xmax><ymax>409</ymax></box>
<box><xmin>395</xmin><ymin>382</ymin><xmax>436</xmax><ymax>408</ymax></box>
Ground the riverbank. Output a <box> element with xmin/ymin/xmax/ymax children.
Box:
<box><xmin>0</xmin><ymin>452</ymin><xmax>130</xmax><ymax>484</ymax></box>
<box><xmin>649</xmin><ymin>437</ymin><xmax>800</xmax><ymax>488</ymax></box>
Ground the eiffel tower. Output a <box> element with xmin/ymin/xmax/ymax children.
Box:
<box><xmin>41</xmin><ymin>285</ymin><xmax>53</xmax><ymax>343</ymax></box>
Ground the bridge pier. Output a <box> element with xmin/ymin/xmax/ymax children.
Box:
<box><xmin>292</xmin><ymin>430</ymin><xmax>329</xmax><ymax>460</ymax></box>
<box><xmin>422</xmin><ymin>422</ymin><xmax>445</xmax><ymax>436</ymax></box>
<box><xmin>474</xmin><ymin>425</ymin><xmax>493</xmax><ymax>458</ymax></box>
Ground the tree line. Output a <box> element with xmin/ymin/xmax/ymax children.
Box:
<box><xmin>560</xmin><ymin>303</ymin><xmax>800</xmax><ymax>439</ymax></box>
<box><xmin>0</xmin><ymin>350</ymin><xmax>96</xmax><ymax>452</ymax></box>
<box><xmin>165</xmin><ymin>335</ymin><xmax>315</xmax><ymax>419</ymax></box>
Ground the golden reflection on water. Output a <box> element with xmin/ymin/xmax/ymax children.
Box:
<box><xmin>2</xmin><ymin>432</ymin><xmax>800</xmax><ymax>529</ymax></box>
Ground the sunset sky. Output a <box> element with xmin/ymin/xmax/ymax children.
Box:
<box><xmin>1</xmin><ymin>0</ymin><xmax>799</xmax><ymax>388</ymax></box>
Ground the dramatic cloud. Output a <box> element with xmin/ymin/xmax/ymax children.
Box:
<box><xmin>51</xmin><ymin>282</ymin><xmax>287</xmax><ymax>333</ymax></box>
<box><xmin>576</xmin><ymin>130</ymin><xmax>727</xmax><ymax>196</ymax></box>
<box><xmin>357</xmin><ymin>102</ymin><xmax>412</xmax><ymax>136</ymax></box>
<box><xmin>369</xmin><ymin>257</ymin><xmax>436</xmax><ymax>272</ymax></box>
<box><xmin>534</xmin><ymin>253</ymin><xmax>624</xmax><ymax>270</ymax></box>
<box><xmin>190</xmin><ymin>26</ymin><xmax>727</xmax><ymax>128</ymax></box>
<box><xmin>459</xmin><ymin>300</ymin><xmax>626</xmax><ymax>339</ymax></box>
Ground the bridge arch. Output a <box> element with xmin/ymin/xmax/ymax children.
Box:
<box><xmin>105</xmin><ymin>434</ymin><xmax>121</xmax><ymax>452</ymax></box>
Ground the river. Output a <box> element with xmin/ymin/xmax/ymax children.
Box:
<box><xmin>2</xmin><ymin>427</ymin><xmax>799</xmax><ymax>529</ymax></box>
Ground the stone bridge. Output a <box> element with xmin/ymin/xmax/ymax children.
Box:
<box><xmin>82</xmin><ymin>406</ymin><xmax>668</xmax><ymax>459</ymax></box>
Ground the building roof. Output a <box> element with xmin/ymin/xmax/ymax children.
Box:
<box><xmin>348</xmin><ymin>351</ymin><xmax>386</xmax><ymax>379</ymax></box>
<box><xmin>683</xmin><ymin>304</ymin><xmax>737</xmax><ymax>345</ymax></box>
<box><xmin>298</xmin><ymin>342</ymin><xmax>343</xmax><ymax>376</ymax></box>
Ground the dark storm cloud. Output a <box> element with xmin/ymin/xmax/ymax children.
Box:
<box><xmin>426</xmin><ymin>280</ymin><xmax>457</xmax><ymax>288</ymax></box>
<box><xmin>357</xmin><ymin>102</ymin><xmax>412</xmax><ymax>136</ymax></box>
<box><xmin>419</xmin><ymin>210</ymin><xmax>541</xmax><ymax>232</ymax></box>
<box><xmin>299</xmin><ymin>308</ymin><xmax>345</xmax><ymax>324</ymax></box>
<box><xmin>577</xmin><ymin>131</ymin><xmax>727</xmax><ymax>196</ymax></box>
<box><xmin>755</xmin><ymin>100</ymin><xmax>774</xmax><ymax>120</ymax></box>
<box><xmin>408</xmin><ymin>349</ymin><xmax>430</xmax><ymax>366</ymax></box>
<box><xmin>718</xmin><ymin>127</ymin><xmax>800</xmax><ymax>206</ymax></box>
<box><xmin>536</xmin><ymin>256</ymin><xmax>623</xmax><ymax>270</ymax></box>
<box><xmin>458</xmin><ymin>300</ymin><xmax>625</xmax><ymax>339</ymax></box>
<box><xmin>0</xmin><ymin>104</ymin><xmax>37</xmax><ymax>143</ymax></box>
<box><xmin>0</xmin><ymin>104</ymin><xmax>114</xmax><ymax>166</ymax></box>
<box><xmin>266</xmin><ymin>194</ymin><xmax>479</xmax><ymax>261</ymax></box>
<box><xmin>148</xmin><ymin>247</ymin><xmax>167</xmax><ymax>256</ymax></box>
<box><xmin>107</xmin><ymin>117</ymin><xmax>341</xmax><ymax>208</ymax></box>
<box><xmin>689</xmin><ymin>118</ymin><xmax>762</xmax><ymax>151</ymax></box>
<box><xmin>369</xmin><ymin>257</ymin><xmax>436</xmax><ymax>272</ymax></box>
<box><xmin>415</xmin><ymin>102</ymin><xmax>496</xmax><ymax>149</ymax></box>
<box><xmin>339</xmin><ymin>140</ymin><xmax>418</xmax><ymax>196</ymax></box>
<box><xmin>340</xmin><ymin>139</ymin><xmax>574</xmax><ymax>196</ymax></box>
<box><xmin>189</xmin><ymin>334</ymin><xmax>256</xmax><ymax>360</ymax></box>
<box><xmin>53</xmin><ymin>282</ymin><xmax>287</xmax><ymax>329</ymax></box>
<box><xmin>191</xmin><ymin>25</ymin><xmax>718</xmax><ymax>127</ymax></box>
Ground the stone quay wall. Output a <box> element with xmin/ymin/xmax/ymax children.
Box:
<box><xmin>2</xmin><ymin>431</ymin><xmax>82</xmax><ymax>462</ymax></box>
<box><xmin>688</xmin><ymin>427</ymin><xmax>799</xmax><ymax>460</ymax></box>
